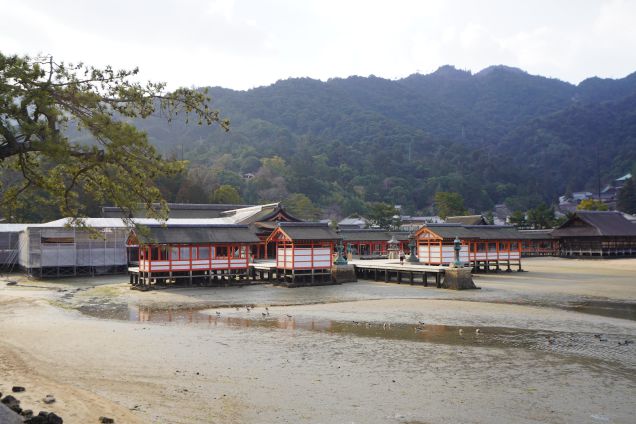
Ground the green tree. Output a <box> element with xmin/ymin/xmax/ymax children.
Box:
<box><xmin>509</xmin><ymin>210</ymin><xmax>527</xmax><ymax>227</ymax></box>
<box><xmin>284</xmin><ymin>193</ymin><xmax>322</xmax><ymax>220</ymax></box>
<box><xmin>434</xmin><ymin>191</ymin><xmax>467</xmax><ymax>219</ymax></box>
<box><xmin>527</xmin><ymin>203</ymin><xmax>556</xmax><ymax>229</ymax></box>
<box><xmin>577</xmin><ymin>199</ymin><xmax>608</xmax><ymax>211</ymax></box>
<box><xmin>368</xmin><ymin>202</ymin><xmax>398</xmax><ymax>229</ymax></box>
<box><xmin>211</xmin><ymin>185</ymin><xmax>242</xmax><ymax>204</ymax></box>
<box><xmin>617</xmin><ymin>177</ymin><xmax>636</xmax><ymax>214</ymax></box>
<box><xmin>0</xmin><ymin>52</ymin><xmax>228</xmax><ymax>223</ymax></box>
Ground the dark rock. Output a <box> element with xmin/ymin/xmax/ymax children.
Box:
<box><xmin>26</xmin><ymin>411</ymin><xmax>64</xmax><ymax>424</ymax></box>
<box><xmin>43</xmin><ymin>395</ymin><xmax>56</xmax><ymax>404</ymax></box>
<box><xmin>6</xmin><ymin>281</ymin><xmax>17</xmax><ymax>286</ymax></box>
<box><xmin>11</xmin><ymin>386</ymin><xmax>26</xmax><ymax>393</ymax></box>
<box><xmin>1</xmin><ymin>395</ymin><xmax>22</xmax><ymax>413</ymax></box>
<box><xmin>21</xmin><ymin>409</ymin><xmax>34</xmax><ymax>418</ymax></box>
<box><xmin>99</xmin><ymin>416</ymin><xmax>115</xmax><ymax>423</ymax></box>
<box><xmin>46</xmin><ymin>412</ymin><xmax>63</xmax><ymax>424</ymax></box>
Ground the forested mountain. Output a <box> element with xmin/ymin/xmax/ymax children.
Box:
<box><xmin>132</xmin><ymin>66</ymin><xmax>636</xmax><ymax>219</ymax></box>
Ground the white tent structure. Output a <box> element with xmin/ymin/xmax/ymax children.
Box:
<box><xmin>17</xmin><ymin>219</ymin><xmax>130</xmax><ymax>278</ymax></box>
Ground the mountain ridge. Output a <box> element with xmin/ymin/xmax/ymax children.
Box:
<box><xmin>133</xmin><ymin>65</ymin><xmax>636</xmax><ymax>216</ymax></box>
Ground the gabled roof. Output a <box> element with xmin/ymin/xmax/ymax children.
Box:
<box><xmin>445</xmin><ymin>215</ymin><xmax>488</xmax><ymax>225</ymax></box>
<box><xmin>268</xmin><ymin>222</ymin><xmax>340</xmax><ymax>242</ymax></box>
<box><xmin>338</xmin><ymin>217</ymin><xmax>368</xmax><ymax>227</ymax></box>
<box><xmin>135</xmin><ymin>225</ymin><xmax>260</xmax><ymax>244</ymax></box>
<box><xmin>220</xmin><ymin>203</ymin><xmax>301</xmax><ymax>224</ymax></box>
<box><xmin>552</xmin><ymin>211</ymin><xmax>636</xmax><ymax>237</ymax></box>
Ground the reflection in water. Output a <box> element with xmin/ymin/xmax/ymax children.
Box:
<box><xmin>566</xmin><ymin>301</ymin><xmax>636</xmax><ymax>321</ymax></box>
<box><xmin>73</xmin><ymin>301</ymin><xmax>636</xmax><ymax>372</ymax></box>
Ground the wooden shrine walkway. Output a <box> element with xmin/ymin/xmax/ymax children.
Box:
<box><xmin>128</xmin><ymin>259</ymin><xmax>448</xmax><ymax>288</ymax></box>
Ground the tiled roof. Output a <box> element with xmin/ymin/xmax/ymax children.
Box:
<box><xmin>552</xmin><ymin>211</ymin><xmax>636</xmax><ymax>237</ymax></box>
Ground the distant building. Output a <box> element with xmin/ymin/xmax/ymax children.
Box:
<box><xmin>559</xmin><ymin>191</ymin><xmax>593</xmax><ymax>205</ymax></box>
<box><xmin>399</xmin><ymin>216</ymin><xmax>443</xmax><ymax>232</ymax></box>
<box><xmin>337</xmin><ymin>217</ymin><xmax>369</xmax><ymax>230</ymax></box>
<box><xmin>551</xmin><ymin>211</ymin><xmax>636</xmax><ymax>257</ymax></box>
<box><xmin>493</xmin><ymin>204</ymin><xmax>512</xmax><ymax>225</ymax></box>
<box><xmin>445</xmin><ymin>215</ymin><xmax>489</xmax><ymax>225</ymax></box>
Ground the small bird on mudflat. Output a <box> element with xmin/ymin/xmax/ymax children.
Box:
<box><xmin>262</xmin><ymin>312</ymin><xmax>267</xmax><ymax>317</ymax></box>
<box><xmin>458</xmin><ymin>329</ymin><xmax>464</xmax><ymax>336</ymax></box>
<box><xmin>286</xmin><ymin>314</ymin><xmax>293</xmax><ymax>318</ymax></box>
<box><xmin>475</xmin><ymin>329</ymin><xmax>480</xmax><ymax>334</ymax></box>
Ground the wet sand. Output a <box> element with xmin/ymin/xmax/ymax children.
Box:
<box><xmin>1</xmin><ymin>257</ymin><xmax>635</xmax><ymax>423</ymax></box>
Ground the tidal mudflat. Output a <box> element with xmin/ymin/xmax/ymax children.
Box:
<box><xmin>1</xmin><ymin>258</ymin><xmax>635</xmax><ymax>423</ymax></box>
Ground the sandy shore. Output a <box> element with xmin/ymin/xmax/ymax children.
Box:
<box><xmin>1</xmin><ymin>257</ymin><xmax>635</xmax><ymax>423</ymax></box>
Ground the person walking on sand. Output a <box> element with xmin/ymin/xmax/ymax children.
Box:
<box><xmin>399</xmin><ymin>250</ymin><xmax>405</xmax><ymax>265</ymax></box>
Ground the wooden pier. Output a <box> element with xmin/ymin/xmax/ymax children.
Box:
<box><xmin>349</xmin><ymin>259</ymin><xmax>447</xmax><ymax>287</ymax></box>
<box><xmin>129</xmin><ymin>259</ymin><xmax>449</xmax><ymax>289</ymax></box>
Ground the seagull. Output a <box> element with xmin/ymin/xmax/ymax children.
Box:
<box><xmin>215</xmin><ymin>311</ymin><xmax>221</xmax><ymax>317</ymax></box>
<box><xmin>383</xmin><ymin>323</ymin><xmax>387</xmax><ymax>329</ymax></box>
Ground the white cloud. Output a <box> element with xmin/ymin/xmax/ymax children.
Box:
<box><xmin>0</xmin><ymin>0</ymin><xmax>634</xmax><ymax>89</ymax></box>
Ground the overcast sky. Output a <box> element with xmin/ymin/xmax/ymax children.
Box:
<box><xmin>2</xmin><ymin>0</ymin><xmax>635</xmax><ymax>90</ymax></box>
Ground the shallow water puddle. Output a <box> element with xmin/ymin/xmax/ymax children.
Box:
<box><xmin>563</xmin><ymin>300</ymin><xmax>636</xmax><ymax>321</ymax></box>
<box><xmin>74</xmin><ymin>301</ymin><xmax>636</xmax><ymax>370</ymax></box>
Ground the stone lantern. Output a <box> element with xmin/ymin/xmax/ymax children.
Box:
<box><xmin>387</xmin><ymin>235</ymin><xmax>400</xmax><ymax>260</ymax></box>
